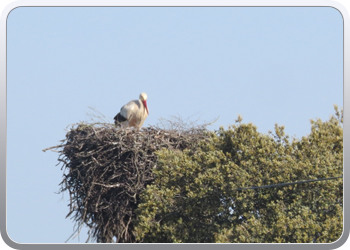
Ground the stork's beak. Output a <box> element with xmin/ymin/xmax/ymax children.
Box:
<box><xmin>142</xmin><ymin>100</ymin><xmax>149</xmax><ymax>114</ymax></box>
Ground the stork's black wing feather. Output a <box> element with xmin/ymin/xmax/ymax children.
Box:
<box><xmin>114</xmin><ymin>113</ymin><xmax>127</xmax><ymax>123</ymax></box>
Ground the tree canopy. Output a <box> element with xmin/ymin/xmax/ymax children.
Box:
<box><xmin>47</xmin><ymin>106</ymin><xmax>343</xmax><ymax>243</ymax></box>
<box><xmin>134</xmin><ymin>106</ymin><xmax>343</xmax><ymax>243</ymax></box>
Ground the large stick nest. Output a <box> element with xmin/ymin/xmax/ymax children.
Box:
<box><xmin>46</xmin><ymin>118</ymin><xmax>210</xmax><ymax>243</ymax></box>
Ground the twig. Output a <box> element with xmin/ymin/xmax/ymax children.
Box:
<box><xmin>42</xmin><ymin>145</ymin><xmax>64</xmax><ymax>152</ymax></box>
<box><xmin>92</xmin><ymin>182</ymin><xmax>121</xmax><ymax>188</ymax></box>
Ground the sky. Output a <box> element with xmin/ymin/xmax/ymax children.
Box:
<box><xmin>6</xmin><ymin>6</ymin><xmax>343</xmax><ymax>243</ymax></box>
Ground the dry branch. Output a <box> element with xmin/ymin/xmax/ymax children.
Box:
<box><xmin>46</xmin><ymin>118</ymin><xmax>210</xmax><ymax>243</ymax></box>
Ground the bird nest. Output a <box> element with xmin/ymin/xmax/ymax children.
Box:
<box><xmin>44</xmin><ymin>118</ymin><xmax>210</xmax><ymax>243</ymax></box>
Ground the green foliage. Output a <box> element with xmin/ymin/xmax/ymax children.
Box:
<box><xmin>135</xmin><ymin>106</ymin><xmax>343</xmax><ymax>243</ymax></box>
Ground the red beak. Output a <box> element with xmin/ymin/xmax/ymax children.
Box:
<box><xmin>142</xmin><ymin>100</ymin><xmax>149</xmax><ymax>114</ymax></box>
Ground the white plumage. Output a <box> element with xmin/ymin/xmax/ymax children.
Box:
<box><xmin>114</xmin><ymin>93</ymin><xmax>149</xmax><ymax>130</ymax></box>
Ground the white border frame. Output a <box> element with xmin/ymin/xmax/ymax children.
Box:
<box><xmin>1</xmin><ymin>1</ymin><xmax>348</xmax><ymax>249</ymax></box>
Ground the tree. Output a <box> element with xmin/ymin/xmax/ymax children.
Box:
<box><xmin>46</xmin><ymin>106</ymin><xmax>342</xmax><ymax>243</ymax></box>
<box><xmin>134</xmin><ymin>106</ymin><xmax>343</xmax><ymax>243</ymax></box>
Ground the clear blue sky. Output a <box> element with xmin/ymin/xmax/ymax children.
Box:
<box><xmin>6</xmin><ymin>7</ymin><xmax>343</xmax><ymax>243</ymax></box>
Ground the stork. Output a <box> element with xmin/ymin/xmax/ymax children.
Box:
<box><xmin>114</xmin><ymin>93</ymin><xmax>149</xmax><ymax>130</ymax></box>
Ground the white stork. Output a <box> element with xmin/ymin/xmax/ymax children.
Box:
<box><xmin>114</xmin><ymin>93</ymin><xmax>149</xmax><ymax>130</ymax></box>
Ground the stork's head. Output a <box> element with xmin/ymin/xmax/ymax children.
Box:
<box><xmin>139</xmin><ymin>93</ymin><xmax>147</xmax><ymax>101</ymax></box>
<box><xmin>139</xmin><ymin>93</ymin><xmax>149</xmax><ymax>114</ymax></box>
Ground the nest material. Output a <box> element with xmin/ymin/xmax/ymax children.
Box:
<box><xmin>50</xmin><ymin>122</ymin><xmax>209</xmax><ymax>243</ymax></box>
